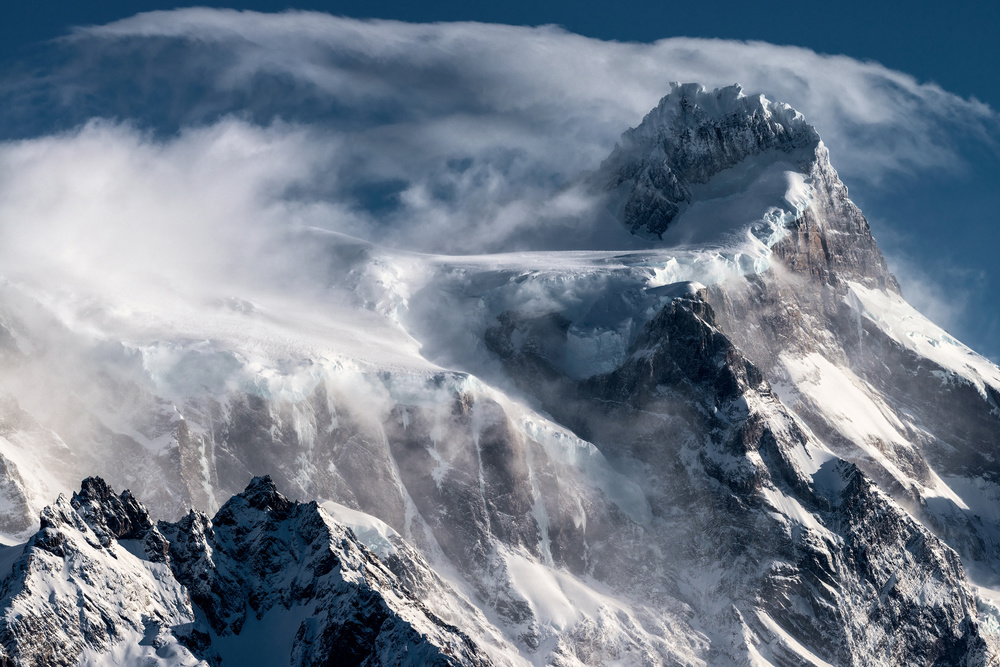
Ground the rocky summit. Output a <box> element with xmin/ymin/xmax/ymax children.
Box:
<box><xmin>0</xmin><ymin>83</ymin><xmax>998</xmax><ymax>666</ymax></box>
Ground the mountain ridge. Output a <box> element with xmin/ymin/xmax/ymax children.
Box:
<box><xmin>0</xmin><ymin>476</ymin><xmax>499</xmax><ymax>666</ymax></box>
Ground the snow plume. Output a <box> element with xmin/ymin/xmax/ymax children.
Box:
<box><xmin>70</xmin><ymin>11</ymin><xmax>997</xmax><ymax>175</ymax></box>
<box><xmin>881</xmin><ymin>249</ymin><xmax>997</xmax><ymax>360</ymax></box>
<box><xmin>0</xmin><ymin>9</ymin><xmax>993</xmax><ymax>258</ymax></box>
<box><xmin>0</xmin><ymin>119</ymin><xmax>343</xmax><ymax>302</ymax></box>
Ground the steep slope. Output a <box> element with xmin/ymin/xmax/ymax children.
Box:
<box><xmin>643</xmin><ymin>89</ymin><xmax>1000</xmax><ymax>594</ymax></box>
<box><xmin>484</xmin><ymin>284</ymin><xmax>988</xmax><ymax>665</ymax></box>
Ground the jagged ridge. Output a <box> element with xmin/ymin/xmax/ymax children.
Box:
<box><xmin>0</xmin><ymin>477</ymin><xmax>492</xmax><ymax>666</ymax></box>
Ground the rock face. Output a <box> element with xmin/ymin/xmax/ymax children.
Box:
<box><xmin>0</xmin><ymin>83</ymin><xmax>999</xmax><ymax>666</ymax></box>
<box><xmin>486</xmin><ymin>287</ymin><xmax>988</xmax><ymax>666</ymax></box>
<box><xmin>771</xmin><ymin>142</ymin><xmax>899</xmax><ymax>293</ymax></box>
<box><xmin>0</xmin><ymin>477</ymin><xmax>494</xmax><ymax>666</ymax></box>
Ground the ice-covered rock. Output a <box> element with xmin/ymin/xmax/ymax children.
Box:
<box><xmin>0</xmin><ymin>487</ymin><xmax>197</xmax><ymax>666</ymax></box>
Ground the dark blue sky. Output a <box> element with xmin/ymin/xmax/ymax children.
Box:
<box><xmin>2</xmin><ymin>1</ymin><xmax>998</xmax><ymax>360</ymax></box>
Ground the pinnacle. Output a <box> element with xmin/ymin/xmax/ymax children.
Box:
<box><xmin>239</xmin><ymin>475</ymin><xmax>292</xmax><ymax>513</ymax></box>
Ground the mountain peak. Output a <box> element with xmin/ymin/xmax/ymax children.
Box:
<box><xmin>603</xmin><ymin>83</ymin><xmax>820</xmax><ymax>239</ymax></box>
<box><xmin>70</xmin><ymin>475</ymin><xmax>155</xmax><ymax>546</ymax></box>
<box><xmin>2</xmin><ymin>477</ymin><xmax>497</xmax><ymax>665</ymax></box>
<box><xmin>628</xmin><ymin>82</ymin><xmax>816</xmax><ymax>144</ymax></box>
<box><xmin>230</xmin><ymin>474</ymin><xmax>293</xmax><ymax>515</ymax></box>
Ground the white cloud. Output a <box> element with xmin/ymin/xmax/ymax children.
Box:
<box><xmin>0</xmin><ymin>118</ymin><xmax>347</xmax><ymax>303</ymax></box>
<box><xmin>0</xmin><ymin>9</ymin><xmax>996</xmax><ymax>345</ymax></box>
<box><xmin>71</xmin><ymin>10</ymin><xmax>997</xmax><ymax>183</ymax></box>
<box><xmin>7</xmin><ymin>8</ymin><xmax>980</xmax><ymax>259</ymax></box>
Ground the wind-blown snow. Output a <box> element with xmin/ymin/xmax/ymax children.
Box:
<box><xmin>0</xmin><ymin>60</ymin><xmax>996</xmax><ymax>666</ymax></box>
<box><xmin>846</xmin><ymin>281</ymin><xmax>1000</xmax><ymax>400</ymax></box>
<box><xmin>320</xmin><ymin>500</ymin><xmax>399</xmax><ymax>559</ymax></box>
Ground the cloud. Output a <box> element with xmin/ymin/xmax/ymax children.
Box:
<box><xmin>0</xmin><ymin>118</ymin><xmax>347</xmax><ymax>302</ymax></box>
<box><xmin>0</xmin><ymin>9</ymin><xmax>997</xmax><ymax>341</ymax></box>
<box><xmin>61</xmin><ymin>10</ymin><xmax>995</xmax><ymax>183</ymax></box>
<box><xmin>0</xmin><ymin>8</ymin><xmax>981</xmax><ymax>256</ymax></box>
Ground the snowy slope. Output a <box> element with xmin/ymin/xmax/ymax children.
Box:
<box><xmin>0</xmin><ymin>83</ymin><xmax>998</xmax><ymax>665</ymax></box>
<box><xmin>846</xmin><ymin>281</ymin><xmax>1000</xmax><ymax>400</ymax></box>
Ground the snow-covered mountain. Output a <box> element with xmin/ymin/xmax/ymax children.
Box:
<box><xmin>0</xmin><ymin>476</ymin><xmax>499</xmax><ymax>666</ymax></box>
<box><xmin>1</xmin><ymin>83</ymin><xmax>999</xmax><ymax>665</ymax></box>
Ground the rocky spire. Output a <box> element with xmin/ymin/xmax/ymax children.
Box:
<box><xmin>70</xmin><ymin>476</ymin><xmax>155</xmax><ymax>545</ymax></box>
